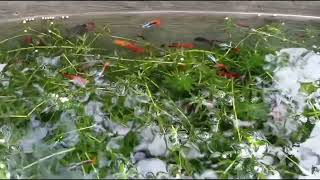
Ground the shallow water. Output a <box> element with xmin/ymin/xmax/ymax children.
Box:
<box><xmin>1</xmin><ymin>9</ymin><xmax>320</xmax><ymax>179</ymax></box>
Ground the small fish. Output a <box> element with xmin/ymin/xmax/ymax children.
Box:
<box><xmin>235</xmin><ymin>21</ymin><xmax>250</xmax><ymax>28</ymax></box>
<box><xmin>142</xmin><ymin>19</ymin><xmax>161</xmax><ymax>29</ymax></box>
<box><xmin>62</xmin><ymin>73</ymin><xmax>89</xmax><ymax>88</ymax></box>
<box><xmin>194</xmin><ymin>37</ymin><xmax>224</xmax><ymax>46</ymax></box>
<box><xmin>215</xmin><ymin>63</ymin><xmax>227</xmax><ymax>70</ymax></box>
<box><xmin>218</xmin><ymin>71</ymin><xmax>241</xmax><ymax>79</ymax></box>
<box><xmin>232</xmin><ymin>47</ymin><xmax>241</xmax><ymax>54</ymax></box>
<box><xmin>113</xmin><ymin>39</ymin><xmax>144</xmax><ymax>53</ymax></box>
<box><xmin>167</xmin><ymin>42</ymin><xmax>194</xmax><ymax>49</ymax></box>
<box><xmin>97</xmin><ymin>62</ymin><xmax>111</xmax><ymax>78</ymax></box>
<box><xmin>24</xmin><ymin>35</ymin><xmax>33</xmax><ymax>45</ymax></box>
<box><xmin>68</xmin><ymin>21</ymin><xmax>96</xmax><ymax>36</ymax></box>
<box><xmin>85</xmin><ymin>21</ymin><xmax>96</xmax><ymax>32</ymax></box>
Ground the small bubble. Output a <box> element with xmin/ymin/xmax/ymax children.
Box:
<box><xmin>178</xmin><ymin>131</ymin><xmax>189</xmax><ymax>145</ymax></box>
<box><xmin>22</xmin><ymin>20</ymin><xmax>27</xmax><ymax>24</ymax></box>
<box><xmin>198</xmin><ymin>131</ymin><xmax>210</xmax><ymax>141</ymax></box>
<box><xmin>23</xmin><ymin>29</ymin><xmax>27</xmax><ymax>33</ymax></box>
<box><xmin>251</xmin><ymin>97</ymin><xmax>260</xmax><ymax>103</ymax></box>
<box><xmin>250</xmin><ymin>28</ymin><xmax>257</xmax><ymax>32</ymax></box>
<box><xmin>50</xmin><ymin>22</ymin><xmax>54</xmax><ymax>25</ymax></box>
<box><xmin>309</xmin><ymin>116</ymin><xmax>317</xmax><ymax>124</ymax></box>
<box><xmin>217</xmin><ymin>90</ymin><xmax>226</xmax><ymax>98</ymax></box>
<box><xmin>168</xmin><ymin>134</ymin><xmax>177</xmax><ymax>144</ymax></box>
<box><xmin>225</xmin><ymin>95</ymin><xmax>233</xmax><ymax>106</ymax></box>
<box><xmin>224</xmin><ymin>17</ymin><xmax>229</xmax><ymax>20</ymax></box>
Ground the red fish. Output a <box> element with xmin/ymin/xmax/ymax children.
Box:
<box><xmin>232</xmin><ymin>47</ymin><xmax>241</xmax><ymax>54</ymax></box>
<box><xmin>215</xmin><ymin>63</ymin><xmax>227</xmax><ymax>70</ymax></box>
<box><xmin>24</xmin><ymin>35</ymin><xmax>33</xmax><ymax>45</ymax></box>
<box><xmin>215</xmin><ymin>63</ymin><xmax>240</xmax><ymax>79</ymax></box>
<box><xmin>62</xmin><ymin>73</ymin><xmax>89</xmax><ymax>87</ymax></box>
<box><xmin>167</xmin><ymin>43</ymin><xmax>194</xmax><ymax>49</ymax></box>
<box><xmin>114</xmin><ymin>39</ymin><xmax>145</xmax><ymax>53</ymax></box>
<box><xmin>85</xmin><ymin>21</ymin><xmax>96</xmax><ymax>32</ymax></box>
<box><xmin>218</xmin><ymin>71</ymin><xmax>241</xmax><ymax>79</ymax></box>
<box><xmin>142</xmin><ymin>19</ymin><xmax>161</xmax><ymax>28</ymax></box>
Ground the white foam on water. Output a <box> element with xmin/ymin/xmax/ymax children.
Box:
<box><xmin>268</xmin><ymin>48</ymin><xmax>320</xmax><ymax>113</ymax></box>
<box><xmin>194</xmin><ymin>170</ymin><xmax>218</xmax><ymax>179</ymax></box>
<box><xmin>265</xmin><ymin>48</ymin><xmax>320</xmax><ymax>176</ymax></box>
<box><xmin>264</xmin><ymin>48</ymin><xmax>320</xmax><ymax>135</ymax></box>
<box><xmin>0</xmin><ymin>64</ymin><xmax>6</xmax><ymax>72</ymax></box>
<box><xmin>134</xmin><ymin>125</ymin><xmax>170</xmax><ymax>157</ymax></box>
<box><xmin>181</xmin><ymin>142</ymin><xmax>204</xmax><ymax>159</ymax></box>
<box><xmin>136</xmin><ymin>158</ymin><xmax>168</xmax><ymax>177</ymax></box>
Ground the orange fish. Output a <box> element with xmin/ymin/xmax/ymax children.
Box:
<box><xmin>97</xmin><ymin>62</ymin><xmax>111</xmax><ymax>78</ymax></box>
<box><xmin>142</xmin><ymin>19</ymin><xmax>161</xmax><ymax>28</ymax></box>
<box><xmin>114</xmin><ymin>39</ymin><xmax>144</xmax><ymax>53</ymax></box>
<box><xmin>63</xmin><ymin>73</ymin><xmax>89</xmax><ymax>87</ymax></box>
<box><xmin>214</xmin><ymin>63</ymin><xmax>240</xmax><ymax>79</ymax></box>
<box><xmin>167</xmin><ymin>43</ymin><xmax>194</xmax><ymax>49</ymax></box>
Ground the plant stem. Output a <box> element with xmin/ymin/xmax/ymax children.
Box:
<box><xmin>231</xmin><ymin>79</ymin><xmax>242</xmax><ymax>141</ymax></box>
<box><xmin>22</xmin><ymin>147</ymin><xmax>76</xmax><ymax>170</ymax></box>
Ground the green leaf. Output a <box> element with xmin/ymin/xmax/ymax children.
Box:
<box><xmin>119</xmin><ymin>131</ymin><xmax>139</xmax><ymax>157</ymax></box>
<box><xmin>236</xmin><ymin>102</ymin><xmax>269</xmax><ymax>121</ymax></box>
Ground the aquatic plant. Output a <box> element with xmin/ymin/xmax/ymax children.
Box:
<box><xmin>0</xmin><ymin>16</ymin><xmax>319</xmax><ymax>179</ymax></box>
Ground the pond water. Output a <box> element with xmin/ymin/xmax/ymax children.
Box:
<box><xmin>0</xmin><ymin>12</ymin><xmax>320</xmax><ymax>179</ymax></box>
